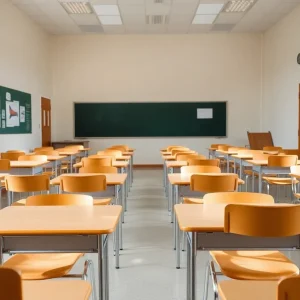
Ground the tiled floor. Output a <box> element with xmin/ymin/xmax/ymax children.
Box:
<box><xmin>2</xmin><ymin>169</ymin><xmax>300</xmax><ymax>300</ymax></box>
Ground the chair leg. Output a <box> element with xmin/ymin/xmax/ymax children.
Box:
<box><xmin>203</xmin><ymin>261</ymin><xmax>210</xmax><ymax>300</ymax></box>
<box><xmin>266</xmin><ymin>182</ymin><xmax>270</xmax><ymax>195</ymax></box>
<box><xmin>83</xmin><ymin>259</ymin><xmax>97</xmax><ymax>300</ymax></box>
<box><xmin>245</xmin><ymin>175</ymin><xmax>248</xmax><ymax>192</ymax></box>
<box><xmin>182</xmin><ymin>231</ymin><xmax>186</xmax><ymax>252</ymax></box>
<box><xmin>210</xmin><ymin>261</ymin><xmax>219</xmax><ymax>300</ymax></box>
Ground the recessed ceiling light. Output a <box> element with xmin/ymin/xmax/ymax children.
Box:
<box><xmin>196</xmin><ymin>4</ymin><xmax>224</xmax><ymax>15</ymax></box>
<box><xmin>192</xmin><ymin>14</ymin><xmax>217</xmax><ymax>25</ymax></box>
<box><xmin>98</xmin><ymin>15</ymin><xmax>123</xmax><ymax>25</ymax></box>
<box><xmin>93</xmin><ymin>5</ymin><xmax>120</xmax><ymax>16</ymax></box>
<box><xmin>223</xmin><ymin>0</ymin><xmax>256</xmax><ymax>13</ymax></box>
<box><xmin>60</xmin><ymin>2</ymin><xmax>93</xmax><ymax>14</ymax></box>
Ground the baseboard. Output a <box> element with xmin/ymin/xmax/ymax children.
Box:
<box><xmin>133</xmin><ymin>164</ymin><xmax>163</xmax><ymax>169</ymax></box>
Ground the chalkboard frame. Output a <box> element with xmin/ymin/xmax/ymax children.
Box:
<box><xmin>73</xmin><ymin>101</ymin><xmax>227</xmax><ymax>138</ymax></box>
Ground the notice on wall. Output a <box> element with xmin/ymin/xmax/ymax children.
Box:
<box><xmin>197</xmin><ymin>108</ymin><xmax>213</xmax><ymax>119</ymax></box>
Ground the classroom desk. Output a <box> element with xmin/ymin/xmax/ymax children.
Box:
<box><xmin>174</xmin><ymin>203</ymin><xmax>300</xmax><ymax>300</ymax></box>
<box><xmin>10</xmin><ymin>161</ymin><xmax>49</xmax><ymax>175</ymax></box>
<box><xmin>162</xmin><ymin>155</ymin><xmax>176</xmax><ymax>197</ymax></box>
<box><xmin>218</xmin><ymin>280</ymin><xmax>277</xmax><ymax>300</ymax></box>
<box><xmin>0</xmin><ymin>205</ymin><xmax>122</xmax><ymax>300</ymax></box>
<box><xmin>51</xmin><ymin>173</ymin><xmax>127</xmax><ymax>251</ymax></box>
<box><xmin>169</xmin><ymin>173</ymin><xmax>244</xmax><ymax>269</ymax></box>
<box><xmin>78</xmin><ymin>148</ymin><xmax>91</xmax><ymax>158</ymax></box>
<box><xmin>44</xmin><ymin>155</ymin><xmax>67</xmax><ymax>177</ymax></box>
<box><xmin>123</xmin><ymin>152</ymin><xmax>134</xmax><ymax>186</ymax></box>
<box><xmin>207</xmin><ymin>147</ymin><xmax>217</xmax><ymax>159</ymax></box>
<box><xmin>245</xmin><ymin>160</ymin><xmax>300</xmax><ymax>193</ymax></box>
<box><xmin>58</xmin><ymin>151</ymin><xmax>79</xmax><ymax>173</ymax></box>
<box><xmin>22</xmin><ymin>281</ymin><xmax>92</xmax><ymax>300</ymax></box>
<box><xmin>215</xmin><ymin>150</ymin><xmax>239</xmax><ymax>172</ymax></box>
<box><xmin>230</xmin><ymin>154</ymin><xmax>253</xmax><ymax>178</ymax></box>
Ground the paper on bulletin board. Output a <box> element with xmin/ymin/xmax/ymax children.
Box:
<box><xmin>197</xmin><ymin>108</ymin><xmax>213</xmax><ymax>119</ymax></box>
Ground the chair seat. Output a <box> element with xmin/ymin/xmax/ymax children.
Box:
<box><xmin>263</xmin><ymin>177</ymin><xmax>298</xmax><ymax>185</ymax></box>
<box><xmin>3</xmin><ymin>253</ymin><xmax>83</xmax><ymax>280</ymax></box>
<box><xmin>12</xmin><ymin>198</ymin><xmax>112</xmax><ymax>206</ymax></box>
<box><xmin>210</xmin><ymin>250</ymin><xmax>299</xmax><ymax>280</ymax></box>
<box><xmin>183</xmin><ymin>198</ymin><xmax>203</xmax><ymax>204</ymax></box>
<box><xmin>93</xmin><ymin>198</ymin><xmax>112</xmax><ymax>205</ymax></box>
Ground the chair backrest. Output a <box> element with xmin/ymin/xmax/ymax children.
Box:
<box><xmin>190</xmin><ymin>174</ymin><xmax>238</xmax><ymax>193</ymax></box>
<box><xmin>5</xmin><ymin>175</ymin><xmax>50</xmax><ymax>192</ymax></box>
<box><xmin>26</xmin><ymin>194</ymin><xmax>93</xmax><ymax>206</ymax></box>
<box><xmin>268</xmin><ymin>155</ymin><xmax>298</xmax><ymax>167</ymax></box>
<box><xmin>0</xmin><ymin>159</ymin><xmax>10</xmax><ymax>171</ymax></box>
<box><xmin>203</xmin><ymin>192</ymin><xmax>274</xmax><ymax>204</ymax></box>
<box><xmin>0</xmin><ymin>268</ymin><xmax>22</xmax><ymax>300</ymax></box>
<box><xmin>1</xmin><ymin>152</ymin><xmax>25</xmax><ymax>161</ymax></box>
<box><xmin>218</xmin><ymin>145</ymin><xmax>230</xmax><ymax>151</ymax></box>
<box><xmin>107</xmin><ymin>146</ymin><xmax>127</xmax><ymax>152</ymax></box>
<box><xmin>79</xmin><ymin>166</ymin><xmax>118</xmax><ymax>173</ymax></box>
<box><xmin>64</xmin><ymin>145</ymin><xmax>84</xmax><ymax>150</ymax></box>
<box><xmin>187</xmin><ymin>155</ymin><xmax>207</xmax><ymax>163</ymax></box>
<box><xmin>181</xmin><ymin>166</ymin><xmax>221</xmax><ymax>174</ymax></box>
<box><xmin>211</xmin><ymin>144</ymin><xmax>227</xmax><ymax>149</ymax></box>
<box><xmin>188</xmin><ymin>158</ymin><xmax>220</xmax><ymax>167</ymax></box>
<box><xmin>6</xmin><ymin>150</ymin><xmax>25</xmax><ymax>153</ymax></box>
<box><xmin>111</xmin><ymin>144</ymin><xmax>129</xmax><ymax>151</ymax></box>
<box><xmin>166</xmin><ymin>145</ymin><xmax>185</xmax><ymax>151</ymax></box>
<box><xmin>171</xmin><ymin>148</ymin><xmax>190</xmax><ymax>155</ymax></box>
<box><xmin>35</xmin><ymin>150</ymin><xmax>60</xmax><ymax>156</ymax></box>
<box><xmin>224</xmin><ymin>204</ymin><xmax>300</xmax><ymax>237</ymax></box>
<box><xmin>60</xmin><ymin>175</ymin><xmax>107</xmax><ymax>193</ymax></box>
<box><xmin>18</xmin><ymin>155</ymin><xmax>48</xmax><ymax>162</ymax></box>
<box><xmin>56</xmin><ymin>147</ymin><xmax>77</xmax><ymax>153</ymax></box>
<box><xmin>263</xmin><ymin>146</ymin><xmax>283</xmax><ymax>152</ymax></box>
<box><xmin>277</xmin><ymin>276</ymin><xmax>300</xmax><ymax>300</ymax></box>
<box><xmin>34</xmin><ymin>147</ymin><xmax>54</xmax><ymax>152</ymax></box>
<box><xmin>176</xmin><ymin>153</ymin><xmax>199</xmax><ymax>161</ymax></box>
<box><xmin>98</xmin><ymin>150</ymin><xmax>122</xmax><ymax>158</ymax></box>
<box><xmin>283</xmin><ymin>149</ymin><xmax>300</xmax><ymax>158</ymax></box>
<box><xmin>82</xmin><ymin>157</ymin><xmax>112</xmax><ymax>167</ymax></box>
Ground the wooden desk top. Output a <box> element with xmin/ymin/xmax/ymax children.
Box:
<box><xmin>115</xmin><ymin>155</ymin><xmax>131</xmax><ymax>160</ymax></box>
<box><xmin>0</xmin><ymin>205</ymin><xmax>122</xmax><ymax>235</ymax></box>
<box><xmin>218</xmin><ymin>280</ymin><xmax>277</xmax><ymax>300</ymax></box>
<box><xmin>128</xmin><ymin>148</ymin><xmax>135</xmax><ymax>152</ymax></box>
<box><xmin>73</xmin><ymin>161</ymin><xmax>129</xmax><ymax>168</ymax></box>
<box><xmin>10</xmin><ymin>161</ymin><xmax>49</xmax><ymax>168</ymax></box>
<box><xmin>79</xmin><ymin>148</ymin><xmax>91</xmax><ymax>151</ymax></box>
<box><xmin>123</xmin><ymin>151</ymin><xmax>133</xmax><ymax>156</ymax></box>
<box><xmin>208</xmin><ymin>147</ymin><xmax>217</xmax><ymax>151</ymax></box>
<box><xmin>216</xmin><ymin>150</ymin><xmax>239</xmax><ymax>155</ymax></box>
<box><xmin>166</xmin><ymin>161</ymin><xmax>188</xmax><ymax>168</ymax></box>
<box><xmin>58</xmin><ymin>151</ymin><xmax>79</xmax><ymax>156</ymax></box>
<box><xmin>45</xmin><ymin>155</ymin><xmax>67</xmax><ymax>161</ymax></box>
<box><xmin>231</xmin><ymin>154</ymin><xmax>253</xmax><ymax>159</ymax></box>
<box><xmin>175</xmin><ymin>203</ymin><xmax>293</xmax><ymax>233</ymax></box>
<box><xmin>290</xmin><ymin>173</ymin><xmax>300</xmax><ymax>179</ymax></box>
<box><xmin>168</xmin><ymin>173</ymin><xmax>244</xmax><ymax>185</ymax></box>
<box><xmin>0</xmin><ymin>173</ymin><xmax>9</xmax><ymax>179</ymax></box>
<box><xmin>23</xmin><ymin>280</ymin><xmax>91</xmax><ymax>300</ymax></box>
<box><xmin>162</xmin><ymin>155</ymin><xmax>176</xmax><ymax>160</ymax></box>
<box><xmin>50</xmin><ymin>173</ymin><xmax>127</xmax><ymax>186</ymax></box>
<box><xmin>246</xmin><ymin>160</ymin><xmax>300</xmax><ymax>166</ymax></box>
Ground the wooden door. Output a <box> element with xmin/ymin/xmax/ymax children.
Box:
<box><xmin>41</xmin><ymin>97</ymin><xmax>51</xmax><ymax>146</ymax></box>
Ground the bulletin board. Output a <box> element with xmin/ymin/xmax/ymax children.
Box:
<box><xmin>0</xmin><ymin>86</ymin><xmax>32</xmax><ymax>134</ymax></box>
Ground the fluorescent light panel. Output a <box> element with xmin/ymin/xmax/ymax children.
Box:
<box><xmin>93</xmin><ymin>4</ymin><xmax>120</xmax><ymax>16</ymax></box>
<box><xmin>196</xmin><ymin>4</ymin><xmax>224</xmax><ymax>15</ymax></box>
<box><xmin>192</xmin><ymin>14</ymin><xmax>217</xmax><ymax>25</ymax></box>
<box><xmin>98</xmin><ymin>15</ymin><xmax>122</xmax><ymax>25</ymax></box>
<box><xmin>224</xmin><ymin>0</ymin><xmax>255</xmax><ymax>13</ymax></box>
<box><xmin>60</xmin><ymin>2</ymin><xmax>93</xmax><ymax>14</ymax></box>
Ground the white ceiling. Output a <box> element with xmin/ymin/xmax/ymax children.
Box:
<box><xmin>10</xmin><ymin>0</ymin><xmax>300</xmax><ymax>34</ymax></box>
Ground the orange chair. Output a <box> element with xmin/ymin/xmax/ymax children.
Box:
<box><xmin>110</xmin><ymin>145</ymin><xmax>129</xmax><ymax>151</ymax></box>
<box><xmin>98</xmin><ymin>150</ymin><xmax>122</xmax><ymax>158</ymax></box>
<box><xmin>60</xmin><ymin>174</ymin><xmax>112</xmax><ymax>205</ymax></box>
<box><xmin>35</xmin><ymin>150</ymin><xmax>59</xmax><ymax>156</ymax></box>
<box><xmin>64</xmin><ymin>145</ymin><xmax>84</xmax><ymax>150</ymax></box>
<box><xmin>203</xmin><ymin>192</ymin><xmax>274</xmax><ymax>204</ymax></box>
<box><xmin>2</xmin><ymin>194</ymin><xmax>96</xmax><ymax>300</ymax></box>
<box><xmin>263</xmin><ymin>146</ymin><xmax>283</xmax><ymax>153</ymax></box>
<box><xmin>0</xmin><ymin>267</ymin><xmax>92</xmax><ymax>300</ymax></box>
<box><xmin>5</xmin><ymin>174</ymin><xmax>50</xmax><ymax>206</ymax></box>
<box><xmin>82</xmin><ymin>157</ymin><xmax>112</xmax><ymax>167</ymax></box>
<box><xmin>34</xmin><ymin>147</ymin><xmax>54</xmax><ymax>152</ymax></box>
<box><xmin>218</xmin><ymin>276</ymin><xmax>300</xmax><ymax>300</ymax></box>
<box><xmin>0</xmin><ymin>159</ymin><xmax>10</xmax><ymax>208</ymax></box>
<box><xmin>1</xmin><ymin>151</ymin><xmax>25</xmax><ymax>161</ymax></box>
<box><xmin>188</xmin><ymin>158</ymin><xmax>219</xmax><ymax>167</ymax></box>
<box><xmin>181</xmin><ymin>165</ymin><xmax>221</xmax><ymax>175</ymax></box>
<box><xmin>263</xmin><ymin>155</ymin><xmax>298</xmax><ymax>200</ymax></box>
<box><xmin>205</xmin><ymin>204</ymin><xmax>300</xmax><ymax>300</ymax></box>
<box><xmin>183</xmin><ymin>173</ymin><xmax>237</xmax><ymax>204</ymax></box>
<box><xmin>176</xmin><ymin>153</ymin><xmax>198</xmax><ymax>161</ymax></box>
<box><xmin>79</xmin><ymin>166</ymin><xmax>117</xmax><ymax>174</ymax></box>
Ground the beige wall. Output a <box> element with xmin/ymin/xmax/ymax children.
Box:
<box><xmin>0</xmin><ymin>0</ymin><xmax>52</xmax><ymax>152</ymax></box>
<box><xmin>51</xmin><ymin>34</ymin><xmax>262</xmax><ymax>163</ymax></box>
<box><xmin>262</xmin><ymin>4</ymin><xmax>300</xmax><ymax>148</ymax></box>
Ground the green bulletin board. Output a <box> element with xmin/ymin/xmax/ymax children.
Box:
<box><xmin>0</xmin><ymin>86</ymin><xmax>32</xmax><ymax>134</ymax></box>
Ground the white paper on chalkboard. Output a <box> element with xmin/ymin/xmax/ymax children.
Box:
<box><xmin>197</xmin><ymin>108</ymin><xmax>213</xmax><ymax>119</ymax></box>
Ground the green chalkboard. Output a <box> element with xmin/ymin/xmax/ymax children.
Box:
<box><xmin>0</xmin><ymin>86</ymin><xmax>32</xmax><ymax>134</ymax></box>
<box><xmin>74</xmin><ymin>102</ymin><xmax>227</xmax><ymax>138</ymax></box>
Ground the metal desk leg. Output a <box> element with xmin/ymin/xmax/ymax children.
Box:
<box><xmin>168</xmin><ymin>180</ymin><xmax>172</xmax><ymax>214</ymax></box>
<box><xmin>98</xmin><ymin>235</ymin><xmax>104</xmax><ymax>300</ymax></box>
<box><xmin>239</xmin><ymin>159</ymin><xmax>243</xmax><ymax>180</ymax></box>
<box><xmin>115</xmin><ymin>185</ymin><xmax>123</xmax><ymax>251</ymax></box>
<box><xmin>186</xmin><ymin>232</ymin><xmax>191</xmax><ymax>300</ymax></box>
<box><xmin>258</xmin><ymin>167</ymin><xmax>262</xmax><ymax>193</ymax></box>
<box><xmin>191</xmin><ymin>232</ymin><xmax>197</xmax><ymax>300</ymax></box>
<box><xmin>115</xmin><ymin>218</ymin><xmax>120</xmax><ymax>269</ymax></box>
<box><xmin>173</xmin><ymin>185</ymin><xmax>178</xmax><ymax>251</ymax></box>
<box><xmin>0</xmin><ymin>236</ymin><xmax>3</xmax><ymax>265</ymax></box>
<box><xmin>252</xmin><ymin>169</ymin><xmax>255</xmax><ymax>192</ymax></box>
<box><xmin>176</xmin><ymin>214</ymin><xmax>180</xmax><ymax>268</ymax></box>
<box><xmin>226</xmin><ymin>154</ymin><xmax>229</xmax><ymax>173</ymax></box>
<box><xmin>122</xmin><ymin>183</ymin><xmax>125</xmax><ymax>224</ymax></box>
<box><xmin>104</xmin><ymin>235</ymin><xmax>109</xmax><ymax>300</ymax></box>
<box><xmin>171</xmin><ymin>185</ymin><xmax>177</xmax><ymax>224</ymax></box>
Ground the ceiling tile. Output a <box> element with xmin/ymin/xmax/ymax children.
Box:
<box><xmin>169</xmin><ymin>14</ymin><xmax>193</xmax><ymax>25</ymax></box>
<box><xmin>215</xmin><ymin>12</ymin><xmax>244</xmax><ymax>24</ymax></box>
<box><xmin>119</xmin><ymin>4</ymin><xmax>145</xmax><ymax>15</ymax></box>
<box><xmin>170</xmin><ymin>3</ymin><xmax>198</xmax><ymax>15</ymax></box>
<box><xmin>122</xmin><ymin>14</ymin><xmax>146</xmax><ymax>25</ymax></box>
<box><xmin>70</xmin><ymin>14</ymin><xmax>100</xmax><ymax>26</ymax></box>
